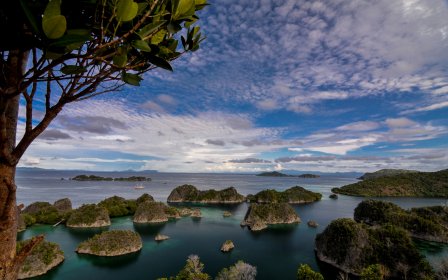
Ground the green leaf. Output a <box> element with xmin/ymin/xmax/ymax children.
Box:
<box><xmin>116</xmin><ymin>0</ymin><xmax>138</xmax><ymax>22</ymax></box>
<box><xmin>147</xmin><ymin>55</ymin><xmax>173</xmax><ymax>71</ymax></box>
<box><xmin>174</xmin><ymin>0</ymin><xmax>195</xmax><ymax>20</ymax></box>
<box><xmin>151</xmin><ymin>30</ymin><xmax>166</xmax><ymax>45</ymax></box>
<box><xmin>184</xmin><ymin>17</ymin><xmax>197</xmax><ymax>28</ymax></box>
<box><xmin>132</xmin><ymin>40</ymin><xmax>151</xmax><ymax>52</ymax></box>
<box><xmin>44</xmin><ymin>0</ymin><xmax>62</xmax><ymax>18</ymax></box>
<box><xmin>122</xmin><ymin>73</ymin><xmax>143</xmax><ymax>86</ymax></box>
<box><xmin>112</xmin><ymin>48</ymin><xmax>128</xmax><ymax>67</ymax></box>
<box><xmin>19</xmin><ymin>0</ymin><xmax>41</xmax><ymax>35</ymax></box>
<box><xmin>137</xmin><ymin>2</ymin><xmax>148</xmax><ymax>15</ymax></box>
<box><xmin>138</xmin><ymin>21</ymin><xmax>166</xmax><ymax>39</ymax></box>
<box><xmin>42</xmin><ymin>15</ymin><xmax>67</xmax><ymax>39</ymax></box>
<box><xmin>167</xmin><ymin>22</ymin><xmax>182</xmax><ymax>34</ymax></box>
<box><xmin>194</xmin><ymin>0</ymin><xmax>208</xmax><ymax>11</ymax></box>
<box><xmin>61</xmin><ymin>65</ymin><xmax>87</xmax><ymax>75</ymax></box>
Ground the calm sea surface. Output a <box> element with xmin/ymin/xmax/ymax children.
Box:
<box><xmin>15</xmin><ymin>170</ymin><xmax>448</xmax><ymax>279</ymax></box>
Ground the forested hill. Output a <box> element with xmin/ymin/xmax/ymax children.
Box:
<box><xmin>357</xmin><ymin>169</ymin><xmax>419</xmax><ymax>180</ymax></box>
<box><xmin>332</xmin><ymin>169</ymin><xmax>448</xmax><ymax>197</ymax></box>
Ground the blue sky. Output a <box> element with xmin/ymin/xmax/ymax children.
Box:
<box><xmin>18</xmin><ymin>0</ymin><xmax>448</xmax><ymax>172</ymax></box>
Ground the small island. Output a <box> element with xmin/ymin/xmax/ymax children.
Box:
<box><xmin>298</xmin><ymin>174</ymin><xmax>320</xmax><ymax>178</ymax></box>
<box><xmin>241</xmin><ymin>203</ymin><xmax>300</xmax><ymax>231</ymax></box>
<box><xmin>66</xmin><ymin>204</ymin><xmax>111</xmax><ymax>228</ymax></box>
<box><xmin>256</xmin><ymin>171</ymin><xmax>292</xmax><ymax>177</ymax></box>
<box><xmin>315</xmin><ymin>218</ymin><xmax>433</xmax><ymax>278</ymax></box>
<box><xmin>220</xmin><ymin>240</ymin><xmax>234</xmax><ymax>252</ymax></box>
<box><xmin>76</xmin><ymin>230</ymin><xmax>142</xmax><ymax>256</ymax></box>
<box><xmin>133</xmin><ymin>201</ymin><xmax>180</xmax><ymax>223</ymax></box>
<box><xmin>332</xmin><ymin>168</ymin><xmax>448</xmax><ymax>197</ymax></box>
<box><xmin>71</xmin><ymin>175</ymin><xmax>151</xmax><ymax>182</ymax></box>
<box><xmin>167</xmin><ymin>185</ymin><xmax>245</xmax><ymax>203</ymax></box>
<box><xmin>247</xmin><ymin>186</ymin><xmax>322</xmax><ymax>204</ymax></box>
<box><xmin>18</xmin><ymin>240</ymin><xmax>64</xmax><ymax>279</ymax></box>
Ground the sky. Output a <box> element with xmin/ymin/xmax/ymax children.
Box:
<box><xmin>17</xmin><ymin>0</ymin><xmax>448</xmax><ymax>173</ymax></box>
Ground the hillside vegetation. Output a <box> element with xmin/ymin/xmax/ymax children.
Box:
<box><xmin>354</xmin><ymin>200</ymin><xmax>448</xmax><ymax>243</ymax></box>
<box><xmin>332</xmin><ymin>169</ymin><xmax>448</xmax><ymax>197</ymax></box>
<box><xmin>358</xmin><ymin>169</ymin><xmax>419</xmax><ymax>180</ymax></box>
<box><xmin>247</xmin><ymin>186</ymin><xmax>322</xmax><ymax>204</ymax></box>
<box><xmin>167</xmin><ymin>185</ymin><xmax>245</xmax><ymax>203</ymax></box>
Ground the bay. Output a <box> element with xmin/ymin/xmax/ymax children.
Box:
<box><xmin>16</xmin><ymin>170</ymin><xmax>448</xmax><ymax>279</ymax></box>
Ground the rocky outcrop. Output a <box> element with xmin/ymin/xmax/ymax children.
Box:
<box><xmin>247</xmin><ymin>186</ymin><xmax>322</xmax><ymax>204</ymax></box>
<box><xmin>178</xmin><ymin>207</ymin><xmax>193</xmax><ymax>216</ymax></box>
<box><xmin>136</xmin><ymin>193</ymin><xmax>154</xmax><ymax>205</ymax></box>
<box><xmin>133</xmin><ymin>202</ymin><xmax>179</xmax><ymax>223</ymax></box>
<box><xmin>76</xmin><ymin>230</ymin><xmax>142</xmax><ymax>256</ymax></box>
<box><xmin>242</xmin><ymin>203</ymin><xmax>300</xmax><ymax>231</ymax></box>
<box><xmin>66</xmin><ymin>204</ymin><xmax>110</xmax><ymax>228</ymax></box>
<box><xmin>191</xmin><ymin>208</ymin><xmax>202</xmax><ymax>218</ymax></box>
<box><xmin>167</xmin><ymin>185</ymin><xmax>245</xmax><ymax>203</ymax></box>
<box><xmin>155</xmin><ymin>234</ymin><xmax>170</xmax><ymax>241</ymax></box>
<box><xmin>18</xmin><ymin>240</ymin><xmax>64</xmax><ymax>279</ymax></box>
<box><xmin>22</xmin><ymin>202</ymin><xmax>61</xmax><ymax>225</ymax></box>
<box><xmin>315</xmin><ymin>218</ymin><xmax>434</xmax><ymax>278</ymax></box>
<box><xmin>329</xmin><ymin>194</ymin><xmax>338</xmax><ymax>199</ymax></box>
<box><xmin>223</xmin><ymin>211</ymin><xmax>232</xmax><ymax>217</ymax></box>
<box><xmin>220</xmin><ymin>240</ymin><xmax>234</xmax><ymax>252</ymax></box>
<box><xmin>307</xmin><ymin>220</ymin><xmax>318</xmax><ymax>228</ymax></box>
<box><xmin>53</xmin><ymin>198</ymin><xmax>72</xmax><ymax>213</ymax></box>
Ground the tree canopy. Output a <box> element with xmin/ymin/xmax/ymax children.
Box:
<box><xmin>0</xmin><ymin>0</ymin><xmax>207</xmax><ymax>278</ymax></box>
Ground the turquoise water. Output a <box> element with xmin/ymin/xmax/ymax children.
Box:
<box><xmin>16</xmin><ymin>171</ymin><xmax>448</xmax><ymax>279</ymax></box>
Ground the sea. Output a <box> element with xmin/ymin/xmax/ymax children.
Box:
<box><xmin>15</xmin><ymin>169</ymin><xmax>448</xmax><ymax>280</ymax></box>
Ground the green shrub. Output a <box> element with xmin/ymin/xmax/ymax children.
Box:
<box><xmin>297</xmin><ymin>264</ymin><xmax>324</xmax><ymax>280</ymax></box>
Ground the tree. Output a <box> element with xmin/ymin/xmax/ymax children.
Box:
<box><xmin>0</xmin><ymin>0</ymin><xmax>207</xmax><ymax>278</ymax></box>
<box><xmin>296</xmin><ymin>264</ymin><xmax>324</xmax><ymax>280</ymax></box>
<box><xmin>361</xmin><ymin>264</ymin><xmax>386</xmax><ymax>280</ymax></box>
<box><xmin>160</xmin><ymin>255</ymin><xmax>210</xmax><ymax>280</ymax></box>
<box><xmin>215</xmin><ymin>260</ymin><xmax>257</xmax><ymax>280</ymax></box>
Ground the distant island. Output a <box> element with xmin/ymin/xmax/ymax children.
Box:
<box><xmin>332</xmin><ymin>168</ymin><xmax>448</xmax><ymax>197</ymax></box>
<box><xmin>357</xmin><ymin>168</ymin><xmax>419</xmax><ymax>180</ymax></box>
<box><xmin>71</xmin><ymin>175</ymin><xmax>151</xmax><ymax>182</ymax></box>
<box><xmin>256</xmin><ymin>171</ymin><xmax>319</xmax><ymax>178</ymax></box>
<box><xmin>298</xmin><ymin>173</ymin><xmax>320</xmax><ymax>178</ymax></box>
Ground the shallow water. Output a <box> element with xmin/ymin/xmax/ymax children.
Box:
<box><xmin>16</xmin><ymin>170</ymin><xmax>448</xmax><ymax>279</ymax></box>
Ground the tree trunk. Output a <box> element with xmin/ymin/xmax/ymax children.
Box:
<box><xmin>0</xmin><ymin>164</ymin><xmax>18</xmax><ymax>280</ymax></box>
<box><xmin>0</xmin><ymin>50</ymin><xmax>31</xmax><ymax>280</ymax></box>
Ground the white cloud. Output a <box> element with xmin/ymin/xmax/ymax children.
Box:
<box><xmin>385</xmin><ymin>118</ymin><xmax>417</xmax><ymax>128</ymax></box>
<box><xmin>402</xmin><ymin>101</ymin><xmax>448</xmax><ymax>114</ymax></box>
<box><xmin>336</xmin><ymin>121</ymin><xmax>380</xmax><ymax>131</ymax></box>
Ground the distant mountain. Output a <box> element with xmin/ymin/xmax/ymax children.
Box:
<box><xmin>332</xmin><ymin>169</ymin><xmax>448</xmax><ymax>197</ymax></box>
<box><xmin>358</xmin><ymin>169</ymin><xmax>419</xmax><ymax>180</ymax></box>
